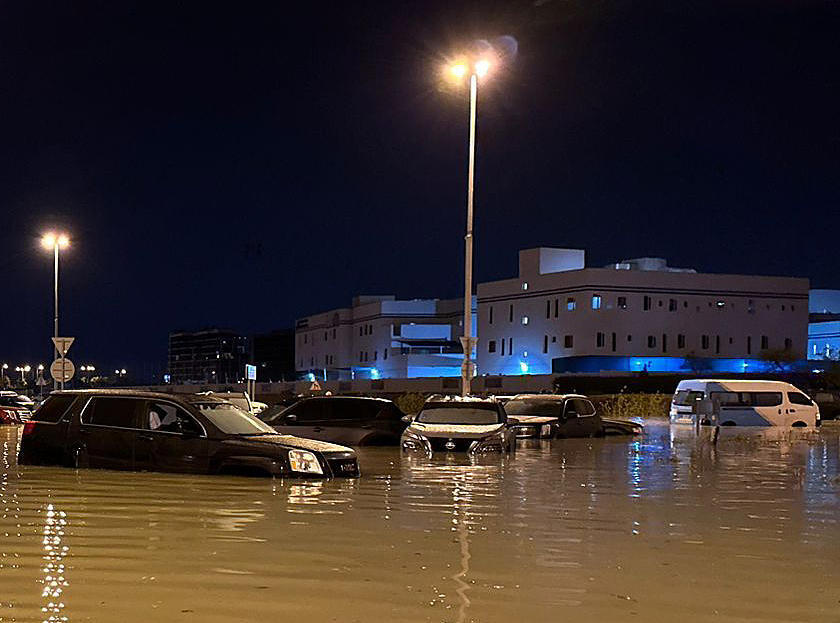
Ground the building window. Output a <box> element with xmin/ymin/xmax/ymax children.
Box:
<box><xmin>715</xmin><ymin>335</ymin><xmax>720</xmax><ymax>354</ymax></box>
<box><xmin>617</xmin><ymin>296</ymin><xmax>627</xmax><ymax>309</ymax></box>
<box><xmin>509</xmin><ymin>305</ymin><xmax>514</xmax><ymax>322</ymax></box>
<box><xmin>359</xmin><ymin>327</ymin><xmax>363</xmax><ymax>337</ymax></box>
<box><xmin>332</xmin><ymin>328</ymin><xmax>336</xmax><ymax>339</ymax></box>
<box><xmin>702</xmin><ymin>335</ymin><xmax>710</xmax><ymax>350</ymax></box>
<box><xmin>374</xmin><ymin>351</ymin><xmax>378</xmax><ymax>361</ymax></box>
<box><xmin>566</xmin><ymin>297</ymin><xmax>576</xmax><ymax>311</ymax></box>
<box><xmin>669</xmin><ymin>299</ymin><xmax>677</xmax><ymax>311</ymax></box>
<box><xmin>543</xmin><ymin>335</ymin><xmax>549</xmax><ymax>354</ymax></box>
<box><xmin>546</xmin><ymin>300</ymin><xmax>551</xmax><ymax>319</ymax></box>
<box><xmin>522</xmin><ymin>316</ymin><xmax>529</xmax><ymax>325</ymax></box>
<box><xmin>508</xmin><ymin>337</ymin><xmax>513</xmax><ymax>354</ymax></box>
<box><xmin>359</xmin><ymin>351</ymin><xmax>363</xmax><ymax>361</ymax></box>
<box><xmin>643</xmin><ymin>296</ymin><xmax>651</xmax><ymax>311</ymax></box>
<box><xmin>304</xmin><ymin>334</ymin><xmax>308</xmax><ymax>344</ymax></box>
<box><xmin>522</xmin><ymin>282</ymin><xmax>528</xmax><ymax>291</ymax></box>
<box><xmin>324</xmin><ymin>331</ymin><xmax>328</xmax><ymax>341</ymax></box>
<box><xmin>384</xmin><ymin>349</ymin><xmax>388</xmax><ymax>360</ymax></box>
<box><xmin>501</xmin><ymin>339</ymin><xmax>505</xmax><ymax>356</ymax></box>
<box><xmin>761</xmin><ymin>335</ymin><xmax>769</xmax><ymax>350</ymax></box>
<box><xmin>310</xmin><ymin>357</ymin><xmax>314</xmax><ymax>366</ymax></box>
<box><xmin>677</xmin><ymin>334</ymin><xmax>686</xmax><ymax>349</ymax></box>
<box><xmin>489</xmin><ymin>306</ymin><xmax>494</xmax><ymax>325</ymax></box>
<box><xmin>647</xmin><ymin>335</ymin><xmax>657</xmax><ymax>348</ymax></box>
<box><xmin>564</xmin><ymin>335</ymin><xmax>573</xmax><ymax>348</ymax></box>
<box><xmin>596</xmin><ymin>332</ymin><xmax>605</xmax><ymax>348</ymax></box>
<box><xmin>554</xmin><ymin>299</ymin><xmax>559</xmax><ymax>317</ymax></box>
<box><xmin>747</xmin><ymin>336</ymin><xmax>752</xmax><ymax>354</ymax></box>
<box><xmin>784</xmin><ymin>337</ymin><xmax>792</xmax><ymax>351</ymax></box>
<box><xmin>552</xmin><ymin>336</ymin><xmax>557</xmax><ymax>343</ymax></box>
<box><xmin>489</xmin><ymin>340</ymin><xmax>497</xmax><ymax>353</ymax></box>
<box><xmin>627</xmin><ymin>334</ymin><xmax>632</xmax><ymax>342</ymax></box>
<box><xmin>591</xmin><ymin>295</ymin><xmax>602</xmax><ymax>310</ymax></box>
<box><xmin>662</xmin><ymin>334</ymin><xmax>668</xmax><ymax>353</ymax></box>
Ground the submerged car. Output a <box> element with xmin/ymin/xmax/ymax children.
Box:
<box><xmin>504</xmin><ymin>394</ymin><xmax>643</xmax><ymax>438</ymax></box>
<box><xmin>0</xmin><ymin>391</ymin><xmax>34</xmax><ymax>424</ymax></box>
<box><xmin>18</xmin><ymin>390</ymin><xmax>360</xmax><ymax>478</ymax></box>
<box><xmin>401</xmin><ymin>396</ymin><xmax>516</xmax><ymax>455</ymax></box>
<box><xmin>264</xmin><ymin>396</ymin><xmax>407</xmax><ymax>446</ymax></box>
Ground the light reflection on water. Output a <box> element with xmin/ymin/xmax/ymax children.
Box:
<box><xmin>0</xmin><ymin>423</ymin><xmax>838</xmax><ymax>622</ymax></box>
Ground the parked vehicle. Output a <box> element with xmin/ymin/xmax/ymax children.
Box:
<box><xmin>504</xmin><ymin>394</ymin><xmax>643</xmax><ymax>438</ymax></box>
<box><xmin>264</xmin><ymin>396</ymin><xmax>407</xmax><ymax>446</ymax></box>
<box><xmin>18</xmin><ymin>390</ymin><xmax>360</xmax><ymax>478</ymax></box>
<box><xmin>812</xmin><ymin>390</ymin><xmax>840</xmax><ymax>421</ymax></box>
<box><xmin>401</xmin><ymin>396</ymin><xmax>516</xmax><ymax>455</ymax></box>
<box><xmin>670</xmin><ymin>379</ymin><xmax>820</xmax><ymax>427</ymax></box>
<box><xmin>199</xmin><ymin>391</ymin><xmax>265</xmax><ymax>416</ymax></box>
<box><xmin>0</xmin><ymin>391</ymin><xmax>34</xmax><ymax>423</ymax></box>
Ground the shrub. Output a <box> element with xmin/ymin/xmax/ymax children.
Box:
<box><xmin>395</xmin><ymin>392</ymin><xmax>426</xmax><ymax>415</ymax></box>
<box><xmin>591</xmin><ymin>392</ymin><xmax>670</xmax><ymax>419</ymax></box>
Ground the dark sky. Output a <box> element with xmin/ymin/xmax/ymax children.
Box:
<box><xmin>1</xmin><ymin>0</ymin><xmax>838</xmax><ymax>380</ymax></box>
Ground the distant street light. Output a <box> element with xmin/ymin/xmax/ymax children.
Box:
<box><xmin>41</xmin><ymin>231</ymin><xmax>70</xmax><ymax>390</ymax></box>
<box><xmin>15</xmin><ymin>365</ymin><xmax>31</xmax><ymax>384</ymax></box>
<box><xmin>445</xmin><ymin>52</ymin><xmax>496</xmax><ymax>396</ymax></box>
<box><xmin>1</xmin><ymin>363</ymin><xmax>7</xmax><ymax>387</ymax></box>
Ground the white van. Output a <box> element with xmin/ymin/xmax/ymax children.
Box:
<box><xmin>670</xmin><ymin>379</ymin><xmax>820</xmax><ymax>427</ymax></box>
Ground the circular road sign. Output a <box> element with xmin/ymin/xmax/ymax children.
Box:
<box><xmin>50</xmin><ymin>358</ymin><xmax>75</xmax><ymax>383</ymax></box>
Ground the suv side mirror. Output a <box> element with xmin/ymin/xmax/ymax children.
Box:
<box><xmin>285</xmin><ymin>413</ymin><xmax>298</xmax><ymax>424</ymax></box>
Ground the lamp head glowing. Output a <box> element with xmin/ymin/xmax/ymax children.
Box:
<box><xmin>449</xmin><ymin>62</ymin><xmax>468</xmax><ymax>79</ymax></box>
<box><xmin>41</xmin><ymin>233</ymin><xmax>56</xmax><ymax>249</ymax></box>
<box><xmin>475</xmin><ymin>59</ymin><xmax>491</xmax><ymax>77</ymax></box>
<box><xmin>57</xmin><ymin>234</ymin><xmax>70</xmax><ymax>248</ymax></box>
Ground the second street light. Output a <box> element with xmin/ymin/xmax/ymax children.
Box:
<box><xmin>447</xmin><ymin>54</ymin><xmax>493</xmax><ymax>396</ymax></box>
<box><xmin>41</xmin><ymin>231</ymin><xmax>70</xmax><ymax>390</ymax></box>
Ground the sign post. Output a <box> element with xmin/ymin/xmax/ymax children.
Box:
<box><xmin>50</xmin><ymin>337</ymin><xmax>75</xmax><ymax>390</ymax></box>
<box><xmin>245</xmin><ymin>364</ymin><xmax>257</xmax><ymax>401</ymax></box>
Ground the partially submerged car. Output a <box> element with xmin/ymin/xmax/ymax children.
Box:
<box><xmin>504</xmin><ymin>394</ymin><xmax>643</xmax><ymax>438</ymax></box>
<box><xmin>0</xmin><ymin>391</ymin><xmax>34</xmax><ymax>424</ymax></box>
<box><xmin>264</xmin><ymin>396</ymin><xmax>407</xmax><ymax>446</ymax></box>
<box><xmin>199</xmin><ymin>391</ymin><xmax>266</xmax><ymax>416</ymax></box>
<box><xmin>18</xmin><ymin>390</ymin><xmax>360</xmax><ymax>478</ymax></box>
<box><xmin>401</xmin><ymin>396</ymin><xmax>516</xmax><ymax>455</ymax></box>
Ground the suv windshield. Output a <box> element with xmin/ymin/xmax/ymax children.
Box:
<box><xmin>416</xmin><ymin>403</ymin><xmax>501</xmax><ymax>425</ymax></box>
<box><xmin>192</xmin><ymin>402</ymin><xmax>275</xmax><ymax>435</ymax></box>
<box><xmin>504</xmin><ymin>399</ymin><xmax>564</xmax><ymax>417</ymax></box>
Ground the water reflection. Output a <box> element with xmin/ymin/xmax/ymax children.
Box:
<box><xmin>0</xmin><ymin>424</ymin><xmax>839</xmax><ymax>622</ymax></box>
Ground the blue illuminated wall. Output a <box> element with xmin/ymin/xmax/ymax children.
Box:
<box><xmin>551</xmin><ymin>356</ymin><xmax>777</xmax><ymax>374</ymax></box>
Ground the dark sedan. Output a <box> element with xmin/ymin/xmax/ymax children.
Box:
<box><xmin>0</xmin><ymin>392</ymin><xmax>34</xmax><ymax>424</ymax></box>
<box><xmin>504</xmin><ymin>394</ymin><xmax>642</xmax><ymax>439</ymax></box>
<box><xmin>263</xmin><ymin>396</ymin><xmax>407</xmax><ymax>446</ymax></box>
<box><xmin>18</xmin><ymin>390</ymin><xmax>360</xmax><ymax>478</ymax></box>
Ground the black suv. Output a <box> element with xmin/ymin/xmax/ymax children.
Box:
<box><xmin>19</xmin><ymin>390</ymin><xmax>360</xmax><ymax>478</ymax></box>
<box><xmin>263</xmin><ymin>396</ymin><xmax>407</xmax><ymax>446</ymax></box>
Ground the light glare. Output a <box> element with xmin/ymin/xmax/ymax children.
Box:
<box><xmin>41</xmin><ymin>233</ymin><xmax>56</xmax><ymax>249</ymax></box>
<box><xmin>475</xmin><ymin>59</ymin><xmax>491</xmax><ymax>77</ymax></box>
<box><xmin>450</xmin><ymin>63</ymin><xmax>467</xmax><ymax>79</ymax></box>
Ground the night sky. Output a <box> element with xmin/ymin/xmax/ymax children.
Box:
<box><xmin>1</xmin><ymin>0</ymin><xmax>838</xmax><ymax>380</ymax></box>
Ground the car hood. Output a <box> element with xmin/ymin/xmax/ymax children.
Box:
<box><xmin>406</xmin><ymin>422</ymin><xmax>505</xmax><ymax>439</ymax></box>
<box><xmin>509</xmin><ymin>415</ymin><xmax>558</xmax><ymax>425</ymax></box>
<box><xmin>237</xmin><ymin>434</ymin><xmax>354</xmax><ymax>454</ymax></box>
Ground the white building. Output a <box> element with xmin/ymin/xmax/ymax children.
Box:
<box><xmin>808</xmin><ymin>289</ymin><xmax>840</xmax><ymax>360</ymax></box>
<box><xmin>476</xmin><ymin>248</ymin><xmax>809</xmax><ymax>375</ymax></box>
<box><xmin>295</xmin><ymin>295</ymin><xmax>476</xmax><ymax>380</ymax></box>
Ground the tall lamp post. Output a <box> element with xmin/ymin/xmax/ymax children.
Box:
<box><xmin>1</xmin><ymin>363</ymin><xmax>7</xmax><ymax>388</ymax></box>
<box><xmin>447</xmin><ymin>56</ymin><xmax>492</xmax><ymax>396</ymax></box>
<box><xmin>41</xmin><ymin>232</ymin><xmax>70</xmax><ymax>390</ymax></box>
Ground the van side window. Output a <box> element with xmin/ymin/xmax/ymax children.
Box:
<box><xmin>711</xmin><ymin>392</ymin><xmax>781</xmax><ymax>407</ymax></box>
<box><xmin>83</xmin><ymin>397</ymin><xmax>141</xmax><ymax>428</ymax></box>
<box><xmin>787</xmin><ymin>392</ymin><xmax>812</xmax><ymax>406</ymax></box>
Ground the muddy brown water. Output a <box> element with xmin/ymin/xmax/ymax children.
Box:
<box><xmin>1</xmin><ymin>423</ymin><xmax>839</xmax><ymax>623</ymax></box>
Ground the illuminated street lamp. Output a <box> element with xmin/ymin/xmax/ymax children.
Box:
<box><xmin>1</xmin><ymin>363</ymin><xmax>7</xmax><ymax>387</ymax></box>
<box><xmin>41</xmin><ymin>231</ymin><xmax>70</xmax><ymax>390</ymax></box>
<box><xmin>445</xmin><ymin>53</ymin><xmax>495</xmax><ymax>396</ymax></box>
<box><xmin>15</xmin><ymin>364</ymin><xmax>31</xmax><ymax>384</ymax></box>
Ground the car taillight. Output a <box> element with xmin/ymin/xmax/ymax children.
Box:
<box><xmin>22</xmin><ymin>422</ymin><xmax>37</xmax><ymax>436</ymax></box>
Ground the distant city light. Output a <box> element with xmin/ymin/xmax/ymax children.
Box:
<box><xmin>519</xmin><ymin>361</ymin><xmax>528</xmax><ymax>373</ymax></box>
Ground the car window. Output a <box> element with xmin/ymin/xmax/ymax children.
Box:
<box><xmin>32</xmin><ymin>394</ymin><xmax>77</xmax><ymax>423</ymax></box>
<box><xmin>751</xmin><ymin>392</ymin><xmax>782</xmax><ymax>407</ymax></box>
<box><xmin>83</xmin><ymin>397</ymin><xmax>142</xmax><ymax>428</ymax></box>
<box><xmin>329</xmin><ymin>399</ymin><xmax>382</xmax><ymax>421</ymax></box>
<box><xmin>416</xmin><ymin>404</ymin><xmax>501</xmax><ymax>425</ymax></box>
<box><xmin>504</xmin><ymin>400</ymin><xmax>564</xmax><ymax>417</ymax></box>
<box><xmin>787</xmin><ymin>392</ymin><xmax>813</xmax><ymax>406</ymax></box>
<box><xmin>572</xmin><ymin>399</ymin><xmax>596</xmax><ymax>416</ymax></box>
<box><xmin>145</xmin><ymin>401</ymin><xmax>203</xmax><ymax>435</ymax></box>
<box><xmin>710</xmin><ymin>391</ymin><xmax>782</xmax><ymax>407</ymax></box>
<box><xmin>289</xmin><ymin>400</ymin><xmax>327</xmax><ymax>423</ymax></box>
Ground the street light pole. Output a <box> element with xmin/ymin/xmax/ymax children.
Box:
<box><xmin>53</xmin><ymin>240</ymin><xmax>60</xmax><ymax>390</ymax></box>
<box><xmin>460</xmin><ymin>72</ymin><xmax>478</xmax><ymax>397</ymax></box>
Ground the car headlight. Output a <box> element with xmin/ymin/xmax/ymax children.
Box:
<box><xmin>470</xmin><ymin>432</ymin><xmax>506</xmax><ymax>454</ymax></box>
<box><xmin>402</xmin><ymin>431</ymin><xmax>431</xmax><ymax>453</ymax></box>
<box><xmin>288</xmin><ymin>450</ymin><xmax>323</xmax><ymax>475</ymax></box>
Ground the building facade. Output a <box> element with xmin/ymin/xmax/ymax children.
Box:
<box><xmin>808</xmin><ymin>289</ymin><xmax>840</xmax><ymax>360</ymax></box>
<box><xmin>295</xmin><ymin>295</ymin><xmax>476</xmax><ymax>380</ymax></box>
<box><xmin>476</xmin><ymin>248</ymin><xmax>810</xmax><ymax>375</ymax></box>
<box><xmin>253</xmin><ymin>329</ymin><xmax>296</xmax><ymax>382</ymax></box>
<box><xmin>168</xmin><ymin>328</ymin><xmax>249</xmax><ymax>384</ymax></box>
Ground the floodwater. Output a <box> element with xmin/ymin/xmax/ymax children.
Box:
<box><xmin>1</xmin><ymin>423</ymin><xmax>839</xmax><ymax>623</ymax></box>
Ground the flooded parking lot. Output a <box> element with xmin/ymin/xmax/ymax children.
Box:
<box><xmin>1</xmin><ymin>422</ymin><xmax>839</xmax><ymax>623</ymax></box>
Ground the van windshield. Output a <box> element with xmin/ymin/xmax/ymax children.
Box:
<box><xmin>673</xmin><ymin>390</ymin><xmax>704</xmax><ymax>405</ymax></box>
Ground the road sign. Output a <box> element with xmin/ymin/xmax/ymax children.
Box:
<box><xmin>245</xmin><ymin>364</ymin><xmax>257</xmax><ymax>381</ymax></box>
<box><xmin>309</xmin><ymin>380</ymin><xmax>321</xmax><ymax>392</ymax></box>
<box><xmin>51</xmin><ymin>337</ymin><xmax>75</xmax><ymax>357</ymax></box>
<box><xmin>50</xmin><ymin>358</ymin><xmax>75</xmax><ymax>383</ymax></box>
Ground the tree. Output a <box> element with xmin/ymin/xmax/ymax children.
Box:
<box><xmin>758</xmin><ymin>348</ymin><xmax>798</xmax><ymax>372</ymax></box>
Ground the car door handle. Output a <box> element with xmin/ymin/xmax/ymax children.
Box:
<box><xmin>789</xmin><ymin>409</ymin><xmax>796</xmax><ymax>413</ymax></box>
